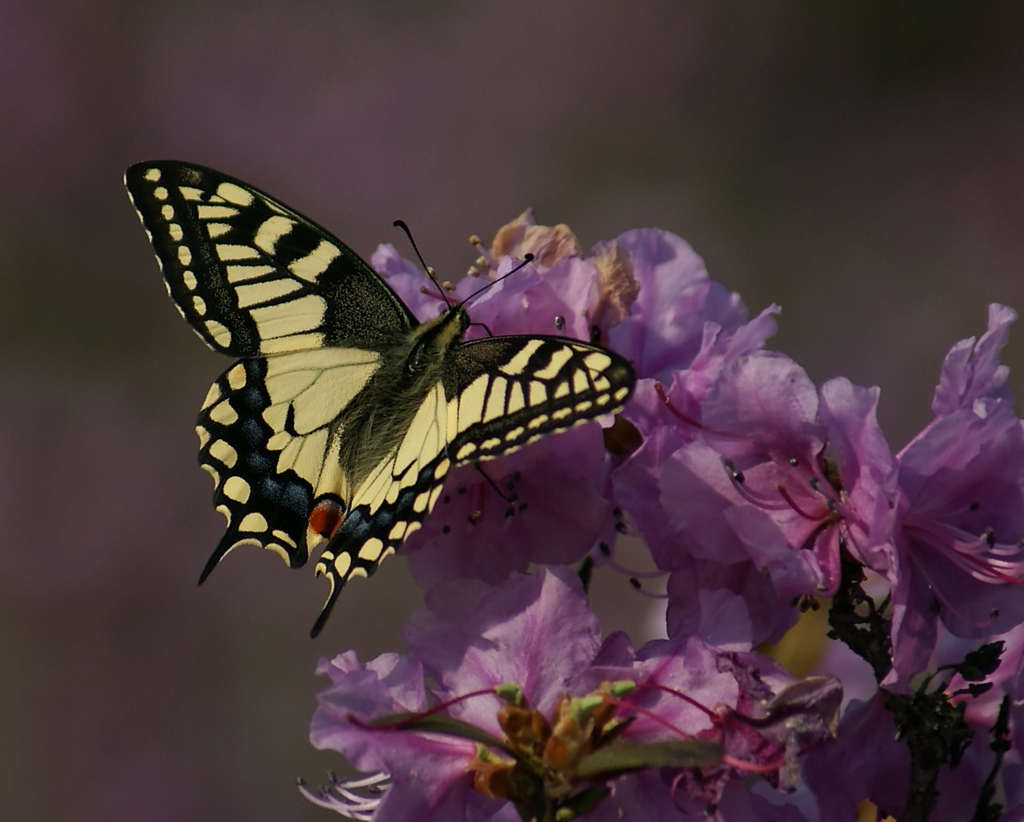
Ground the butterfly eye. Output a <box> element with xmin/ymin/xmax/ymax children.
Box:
<box><xmin>554</xmin><ymin>315</ymin><xmax>565</xmax><ymax>330</ymax></box>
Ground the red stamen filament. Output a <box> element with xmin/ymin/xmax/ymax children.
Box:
<box><xmin>904</xmin><ymin>519</ymin><xmax>1024</xmax><ymax>585</ymax></box>
<box><xmin>655</xmin><ymin>383</ymin><xmax>703</xmax><ymax>429</ymax></box>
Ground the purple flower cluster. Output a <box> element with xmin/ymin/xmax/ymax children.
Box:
<box><xmin>304</xmin><ymin>212</ymin><xmax>1024</xmax><ymax>821</ymax></box>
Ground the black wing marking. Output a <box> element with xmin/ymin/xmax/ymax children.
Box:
<box><xmin>125</xmin><ymin>161</ymin><xmax>418</xmax><ymax>356</ymax></box>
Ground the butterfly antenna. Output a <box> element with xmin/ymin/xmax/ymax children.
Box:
<box><xmin>393</xmin><ymin>219</ymin><xmax>451</xmax><ymax>307</ymax></box>
<box><xmin>462</xmin><ymin>253</ymin><xmax>535</xmax><ymax>306</ymax></box>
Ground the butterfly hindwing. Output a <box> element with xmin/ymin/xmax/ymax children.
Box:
<box><xmin>124</xmin><ymin>161</ymin><xmax>417</xmax><ymax>356</ymax></box>
<box><xmin>197</xmin><ymin>349</ymin><xmax>383</xmax><ymax>576</ymax></box>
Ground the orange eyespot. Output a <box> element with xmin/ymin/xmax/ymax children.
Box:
<box><xmin>309</xmin><ymin>498</ymin><xmax>345</xmax><ymax>539</ymax></box>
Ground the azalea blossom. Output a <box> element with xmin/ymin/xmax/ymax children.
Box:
<box><xmin>308</xmin><ymin>568</ymin><xmax>840</xmax><ymax>822</ymax></box>
<box><xmin>888</xmin><ymin>305</ymin><xmax>1024</xmax><ymax>682</ymax></box>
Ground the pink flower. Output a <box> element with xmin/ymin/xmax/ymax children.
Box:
<box><xmin>889</xmin><ymin>306</ymin><xmax>1024</xmax><ymax>682</ymax></box>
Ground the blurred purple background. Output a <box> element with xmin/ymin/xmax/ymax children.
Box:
<box><xmin>2</xmin><ymin>2</ymin><xmax>1024</xmax><ymax>819</ymax></box>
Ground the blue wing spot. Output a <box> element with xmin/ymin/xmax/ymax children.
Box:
<box><xmin>246</xmin><ymin>451</ymin><xmax>272</xmax><ymax>473</ymax></box>
<box><xmin>240</xmin><ymin>418</ymin><xmax>264</xmax><ymax>446</ymax></box>
<box><xmin>279</xmin><ymin>480</ymin><xmax>311</xmax><ymax>515</ymax></box>
<box><xmin>241</xmin><ymin>385</ymin><xmax>264</xmax><ymax>410</ymax></box>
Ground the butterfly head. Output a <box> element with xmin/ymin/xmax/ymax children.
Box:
<box><xmin>407</xmin><ymin>303</ymin><xmax>470</xmax><ymax>374</ymax></box>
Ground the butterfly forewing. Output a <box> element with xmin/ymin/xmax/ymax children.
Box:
<box><xmin>444</xmin><ymin>336</ymin><xmax>634</xmax><ymax>463</ymax></box>
<box><xmin>124</xmin><ymin>162</ymin><xmax>416</xmax><ymax>356</ymax></box>
<box><xmin>125</xmin><ymin>160</ymin><xmax>637</xmax><ymax>637</ymax></box>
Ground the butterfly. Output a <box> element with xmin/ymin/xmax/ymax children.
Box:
<box><xmin>125</xmin><ymin>161</ymin><xmax>636</xmax><ymax>635</ymax></box>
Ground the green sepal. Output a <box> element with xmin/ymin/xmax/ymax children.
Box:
<box><xmin>371</xmin><ymin>712</ymin><xmax>512</xmax><ymax>753</ymax></box>
<box><xmin>576</xmin><ymin>739</ymin><xmax>722</xmax><ymax>779</ymax></box>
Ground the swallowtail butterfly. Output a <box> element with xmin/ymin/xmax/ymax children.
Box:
<box><xmin>125</xmin><ymin>161</ymin><xmax>635</xmax><ymax>635</ymax></box>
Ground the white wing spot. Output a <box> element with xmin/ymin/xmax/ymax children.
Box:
<box><xmin>216</xmin><ymin>182</ymin><xmax>255</xmax><ymax>206</ymax></box>
<box><xmin>226</xmin><ymin>264</ymin><xmax>275</xmax><ymax>283</ymax></box>
<box><xmin>553</xmin><ymin>382</ymin><xmax>570</xmax><ymax>400</ymax></box>
<box><xmin>238</xmin><ymin>512</ymin><xmax>269</xmax><ymax>532</ymax></box>
<box><xmin>216</xmin><ymin>243</ymin><xmax>260</xmax><ymax>260</ymax></box>
<box><xmin>222</xmin><ymin>475</ymin><xmax>250</xmax><ymax>503</ymax></box>
<box><xmin>506</xmin><ymin>382</ymin><xmax>526</xmax><ymax>414</ymax></box>
<box><xmin>433</xmin><ymin>458</ymin><xmax>450</xmax><ymax>479</ymax></box>
<box><xmin>235</xmin><ymin>278</ymin><xmax>302</xmax><ymax>308</ymax></box>
<box><xmin>529</xmin><ymin>381</ymin><xmax>547</xmax><ymax>406</ymax></box>
<box><xmin>201</xmin><ymin>382</ymin><xmax>223</xmax><ymax>408</ymax></box>
<box><xmin>499</xmin><ymin>339</ymin><xmax>544</xmax><ymax>376</ymax></box>
<box><xmin>533</xmin><ymin>347</ymin><xmax>573</xmax><ymax>380</ymax></box>
<box><xmin>333</xmin><ymin>552</ymin><xmax>352</xmax><ymax>578</ymax></box>
<box><xmin>584</xmin><ymin>352</ymin><xmax>612</xmax><ymax>371</ymax></box>
<box><xmin>358</xmin><ymin>537</ymin><xmax>385</xmax><ymax>562</ymax></box>
<box><xmin>458</xmin><ymin>375</ymin><xmax>489</xmax><ymax>432</ymax></box>
<box><xmin>527</xmin><ymin>414</ymin><xmax>549</xmax><ymax>430</ymax></box>
<box><xmin>182</xmin><ymin>270</ymin><xmax>198</xmax><ymax>290</ymax></box>
<box><xmin>573</xmin><ymin>370</ymin><xmax>590</xmax><ymax>393</ymax></box>
<box><xmin>208</xmin><ymin>401</ymin><xmax>238</xmax><ymax>426</ymax></box>
<box><xmin>266</xmin><ymin>431</ymin><xmax>290</xmax><ymax>451</ymax></box>
<box><xmin>505</xmin><ymin>426</ymin><xmax>525</xmax><ymax>441</ymax></box>
<box><xmin>575</xmin><ymin>400</ymin><xmax>594</xmax><ymax>413</ymax></box>
<box><xmin>483</xmin><ymin>377</ymin><xmax>508</xmax><ymax>422</ymax></box>
<box><xmin>552</xmin><ymin>407</ymin><xmax>572</xmax><ymax>421</ymax></box>
<box><xmin>207</xmin><ymin>222</ymin><xmax>231</xmax><ymax>239</ymax></box>
<box><xmin>426</xmin><ymin>485</ymin><xmax>443</xmax><ymax>512</ymax></box>
<box><xmin>153</xmin><ymin>186</ymin><xmax>169</xmax><ymax>200</ymax></box>
<box><xmin>161</xmin><ymin>204</ymin><xmax>174</xmax><ymax>220</ymax></box>
<box><xmin>250</xmin><ymin>294</ymin><xmax>327</xmax><ymax>339</ymax></box>
<box><xmin>272</xmin><ymin>529</ymin><xmax>297</xmax><ymax>548</ymax></box>
<box><xmin>614</xmin><ymin>387</ymin><xmax>629</xmax><ymax>401</ymax></box>
<box><xmin>456</xmin><ymin>443</ymin><xmax>476</xmax><ymax>461</ymax></box>
<box><xmin>227</xmin><ymin>364</ymin><xmax>247</xmax><ymax>390</ymax></box>
<box><xmin>254</xmin><ymin>215</ymin><xmax>296</xmax><ymax>254</ymax></box>
<box><xmin>209</xmin><ymin>438</ymin><xmax>238</xmax><ymax>468</ymax></box>
<box><xmin>143</xmin><ymin>168</ymin><xmax>161</xmax><ymax>182</ymax></box>
<box><xmin>197</xmin><ymin>204</ymin><xmax>240</xmax><ymax>220</ymax></box>
<box><xmin>178</xmin><ymin>245</ymin><xmax>192</xmax><ymax>266</ymax></box>
<box><xmin>192</xmin><ymin>295</ymin><xmax>207</xmax><ymax>316</ymax></box>
<box><xmin>169</xmin><ymin>223</ymin><xmax>183</xmax><ymax>242</ymax></box>
<box><xmin>289</xmin><ymin>240</ymin><xmax>341</xmax><ymax>283</ymax></box>
<box><xmin>196</xmin><ymin>426</ymin><xmax>211</xmax><ymax>449</ymax></box>
<box><xmin>179</xmin><ymin>186</ymin><xmax>204</xmax><ymax>201</ymax></box>
<box><xmin>481</xmin><ymin>437</ymin><xmax>501</xmax><ymax>451</ymax></box>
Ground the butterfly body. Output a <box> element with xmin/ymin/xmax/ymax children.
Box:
<box><xmin>126</xmin><ymin>161</ymin><xmax>635</xmax><ymax>635</ymax></box>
